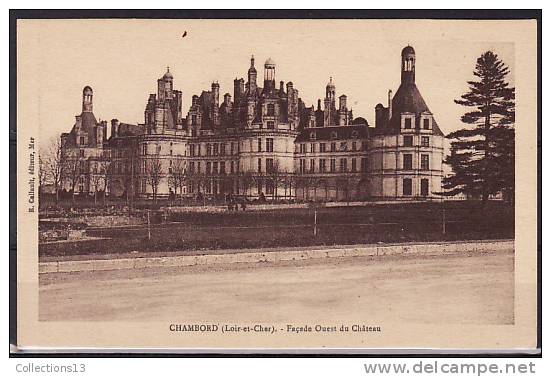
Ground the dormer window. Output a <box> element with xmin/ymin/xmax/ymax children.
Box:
<box><xmin>79</xmin><ymin>136</ymin><xmax>85</xmax><ymax>145</ymax></box>
<box><xmin>351</xmin><ymin>130</ymin><xmax>359</xmax><ymax>139</ymax></box>
<box><xmin>423</xmin><ymin>118</ymin><xmax>430</xmax><ymax>130</ymax></box>
<box><xmin>309</xmin><ymin>131</ymin><xmax>316</xmax><ymax>140</ymax></box>
<box><xmin>404</xmin><ymin>118</ymin><xmax>412</xmax><ymax>129</ymax></box>
<box><xmin>331</xmin><ymin>131</ymin><xmax>338</xmax><ymax>140</ymax></box>
<box><xmin>267</xmin><ymin>103</ymin><xmax>275</xmax><ymax>116</ymax></box>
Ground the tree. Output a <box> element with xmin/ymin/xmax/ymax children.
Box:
<box><xmin>41</xmin><ymin>136</ymin><xmax>64</xmax><ymax>204</ymax></box>
<box><xmin>239</xmin><ymin>171</ymin><xmax>254</xmax><ymax>198</ymax></box>
<box><xmin>145</xmin><ymin>155</ymin><xmax>163</xmax><ymax>204</ymax></box>
<box><xmin>267</xmin><ymin>160</ymin><xmax>289</xmax><ymax>201</ymax></box>
<box><xmin>443</xmin><ymin>51</ymin><xmax>515</xmax><ymax>204</ymax></box>
<box><xmin>89</xmin><ymin>158</ymin><xmax>109</xmax><ymax>206</ymax></box>
<box><xmin>62</xmin><ymin>156</ymin><xmax>82</xmax><ymax>204</ymax></box>
<box><xmin>169</xmin><ymin>158</ymin><xmax>187</xmax><ymax>202</ymax></box>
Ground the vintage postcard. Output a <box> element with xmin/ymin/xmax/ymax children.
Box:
<box><xmin>13</xmin><ymin>13</ymin><xmax>539</xmax><ymax>353</ymax></box>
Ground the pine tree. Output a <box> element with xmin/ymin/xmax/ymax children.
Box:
<box><xmin>443</xmin><ymin>51</ymin><xmax>515</xmax><ymax>203</ymax></box>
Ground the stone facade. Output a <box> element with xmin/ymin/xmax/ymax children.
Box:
<box><xmin>59</xmin><ymin>46</ymin><xmax>444</xmax><ymax>202</ymax></box>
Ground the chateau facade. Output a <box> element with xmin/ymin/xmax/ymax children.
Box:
<box><xmin>60</xmin><ymin>46</ymin><xmax>443</xmax><ymax>201</ymax></box>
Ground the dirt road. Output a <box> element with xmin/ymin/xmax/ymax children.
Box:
<box><xmin>39</xmin><ymin>250</ymin><xmax>514</xmax><ymax>324</ymax></box>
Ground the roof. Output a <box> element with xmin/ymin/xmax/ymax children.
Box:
<box><xmin>295</xmin><ymin>124</ymin><xmax>369</xmax><ymax>142</ymax></box>
<box><xmin>402</xmin><ymin>45</ymin><xmax>415</xmax><ymax>55</ymax></box>
<box><xmin>373</xmin><ymin>82</ymin><xmax>444</xmax><ymax>136</ymax></box>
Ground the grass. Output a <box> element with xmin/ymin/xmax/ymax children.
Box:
<box><xmin>39</xmin><ymin>201</ymin><xmax>514</xmax><ymax>258</ymax></box>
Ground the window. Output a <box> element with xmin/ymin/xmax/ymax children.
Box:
<box><xmin>403</xmin><ymin>178</ymin><xmax>412</xmax><ymax>196</ymax></box>
<box><xmin>189</xmin><ymin>161</ymin><xmax>195</xmax><ymax>174</ymax></box>
<box><xmin>340</xmin><ymin>142</ymin><xmax>348</xmax><ymax>151</ymax></box>
<box><xmin>197</xmin><ymin>144</ymin><xmax>201</xmax><ymax>157</ymax></box>
<box><xmin>213</xmin><ymin>143</ymin><xmax>219</xmax><ymax>156</ymax></box>
<box><xmin>190</xmin><ymin>144</ymin><xmax>195</xmax><ymax>157</ymax></box>
<box><xmin>206</xmin><ymin>144</ymin><xmax>212</xmax><ymax>156</ymax></box>
<box><xmin>156</xmin><ymin>144</ymin><xmax>161</xmax><ymax>154</ymax></box>
<box><xmin>310</xmin><ymin>143</ymin><xmax>316</xmax><ymax>153</ymax></box>
<box><xmin>220</xmin><ymin>143</ymin><xmax>226</xmax><ymax>156</ymax></box>
<box><xmin>340</xmin><ymin>158</ymin><xmax>348</xmax><ymax>172</ymax></box>
<box><xmin>319</xmin><ymin>159</ymin><xmax>326</xmax><ymax>173</ymax></box>
<box><xmin>352</xmin><ymin>130</ymin><xmax>359</xmax><ymax>139</ymax></box>
<box><xmin>230</xmin><ymin>161</ymin><xmax>235</xmax><ymax>174</ymax></box>
<box><xmin>330</xmin><ymin>159</ymin><xmax>336</xmax><ymax>172</ymax></box>
<box><xmin>361</xmin><ymin>158</ymin><xmax>368</xmax><ymax>172</ymax></box>
<box><xmin>421</xmin><ymin>154</ymin><xmax>430</xmax><ymax>170</ymax></box>
<box><xmin>361</xmin><ymin>141</ymin><xmax>368</xmax><ymax>151</ymax></box>
<box><xmin>352</xmin><ymin>141</ymin><xmax>357</xmax><ymax>151</ymax></box>
<box><xmin>404</xmin><ymin>118</ymin><xmax>412</xmax><ymax>129</ymax></box>
<box><xmin>351</xmin><ymin>158</ymin><xmax>357</xmax><ymax>172</ymax></box>
<box><xmin>299</xmin><ymin>159</ymin><xmax>306</xmax><ymax>174</ymax></box>
<box><xmin>266</xmin><ymin>138</ymin><xmax>274</xmax><ymax>153</ymax></box>
<box><xmin>299</xmin><ymin>144</ymin><xmax>306</xmax><ymax>154</ymax></box>
<box><xmin>423</xmin><ymin>118</ymin><xmax>430</xmax><ymax>130</ymax></box>
<box><xmin>196</xmin><ymin>162</ymin><xmax>201</xmax><ymax>174</ymax></box>
<box><xmin>206</xmin><ymin>162</ymin><xmax>211</xmax><ymax>174</ymax></box>
<box><xmin>258</xmin><ymin>138</ymin><xmax>262</xmax><ymax>152</ymax></box>
<box><xmin>403</xmin><ymin>136</ymin><xmax>413</xmax><ymax>147</ymax></box>
<box><xmin>320</xmin><ymin>143</ymin><xmax>326</xmax><ymax>153</ymax></box>
<box><xmin>330</xmin><ymin>142</ymin><xmax>336</xmax><ymax>152</ymax></box>
<box><xmin>192</xmin><ymin>114</ymin><xmax>197</xmax><ymax>125</ymax></box>
<box><xmin>213</xmin><ymin>161</ymin><xmax>218</xmax><ymax>174</ymax></box>
<box><xmin>421</xmin><ymin>178</ymin><xmax>429</xmax><ymax>196</ymax></box>
<box><xmin>267</xmin><ymin>121</ymin><xmax>275</xmax><ymax>129</ymax></box>
<box><xmin>266</xmin><ymin>158</ymin><xmax>274</xmax><ymax>173</ymax></box>
<box><xmin>403</xmin><ymin>154</ymin><xmax>413</xmax><ymax>170</ymax></box>
<box><xmin>331</xmin><ymin>131</ymin><xmax>338</xmax><ymax>140</ymax></box>
<box><xmin>267</xmin><ymin>103</ymin><xmax>275</xmax><ymax>116</ymax></box>
<box><xmin>79</xmin><ymin>149</ymin><xmax>85</xmax><ymax>157</ymax></box>
<box><xmin>309</xmin><ymin>132</ymin><xmax>316</xmax><ymax>141</ymax></box>
<box><xmin>258</xmin><ymin>158</ymin><xmax>262</xmax><ymax>173</ymax></box>
<box><xmin>309</xmin><ymin>159</ymin><xmax>315</xmax><ymax>173</ymax></box>
<box><xmin>421</xmin><ymin>136</ymin><xmax>430</xmax><ymax>147</ymax></box>
<box><xmin>230</xmin><ymin>142</ymin><xmax>235</xmax><ymax>155</ymax></box>
<box><xmin>79</xmin><ymin>136</ymin><xmax>85</xmax><ymax>145</ymax></box>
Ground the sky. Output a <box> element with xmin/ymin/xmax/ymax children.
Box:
<box><xmin>17</xmin><ymin>19</ymin><xmax>515</xmax><ymax>143</ymax></box>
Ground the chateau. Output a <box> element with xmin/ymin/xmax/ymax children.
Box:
<box><xmin>60</xmin><ymin>46</ymin><xmax>444</xmax><ymax>201</ymax></box>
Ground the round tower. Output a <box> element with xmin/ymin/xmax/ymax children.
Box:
<box><xmin>401</xmin><ymin>45</ymin><xmax>416</xmax><ymax>84</ymax></box>
<box><xmin>82</xmin><ymin>86</ymin><xmax>93</xmax><ymax>113</ymax></box>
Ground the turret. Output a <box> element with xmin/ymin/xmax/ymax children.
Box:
<box><xmin>82</xmin><ymin>86</ymin><xmax>93</xmax><ymax>113</ymax></box>
<box><xmin>248</xmin><ymin>55</ymin><xmax>257</xmax><ymax>93</ymax></box>
<box><xmin>264</xmin><ymin>58</ymin><xmax>276</xmax><ymax>91</ymax></box>
<box><xmin>401</xmin><ymin>46</ymin><xmax>416</xmax><ymax>85</ymax></box>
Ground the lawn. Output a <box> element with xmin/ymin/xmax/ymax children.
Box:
<box><xmin>39</xmin><ymin>201</ymin><xmax>514</xmax><ymax>258</ymax></box>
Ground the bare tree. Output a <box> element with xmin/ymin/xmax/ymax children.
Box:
<box><xmin>145</xmin><ymin>155</ymin><xmax>163</xmax><ymax>204</ymax></box>
<box><xmin>239</xmin><ymin>171</ymin><xmax>254</xmax><ymax>198</ymax></box>
<box><xmin>41</xmin><ymin>136</ymin><xmax>64</xmax><ymax>204</ymax></box>
<box><xmin>89</xmin><ymin>158</ymin><xmax>109</xmax><ymax>206</ymax></box>
<box><xmin>169</xmin><ymin>158</ymin><xmax>187</xmax><ymax>202</ymax></box>
<box><xmin>267</xmin><ymin>160</ymin><xmax>289</xmax><ymax>201</ymax></box>
<box><xmin>62</xmin><ymin>156</ymin><xmax>82</xmax><ymax>204</ymax></box>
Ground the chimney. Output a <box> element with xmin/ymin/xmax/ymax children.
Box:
<box><xmin>279</xmin><ymin>81</ymin><xmax>284</xmax><ymax>93</ymax></box>
<box><xmin>388</xmin><ymin>90</ymin><xmax>393</xmax><ymax>120</ymax></box>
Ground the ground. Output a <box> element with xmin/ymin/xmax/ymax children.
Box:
<box><xmin>39</xmin><ymin>249</ymin><xmax>514</xmax><ymax>324</ymax></box>
<box><xmin>39</xmin><ymin>201</ymin><xmax>514</xmax><ymax>258</ymax></box>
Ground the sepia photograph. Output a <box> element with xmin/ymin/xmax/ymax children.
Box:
<box><xmin>12</xmin><ymin>13</ymin><xmax>539</xmax><ymax>353</ymax></box>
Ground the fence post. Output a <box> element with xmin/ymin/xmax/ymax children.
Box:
<box><xmin>314</xmin><ymin>209</ymin><xmax>317</xmax><ymax>236</ymax></box>
<box><xmin>442</xmin><ymin>207</ymin><xmax>446</xmax><ymax>235</ymax></box>
<box><xmin>147</xmin><ymin>210</ymin><xmax>151</xmax><ymax>240</ymax></box>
